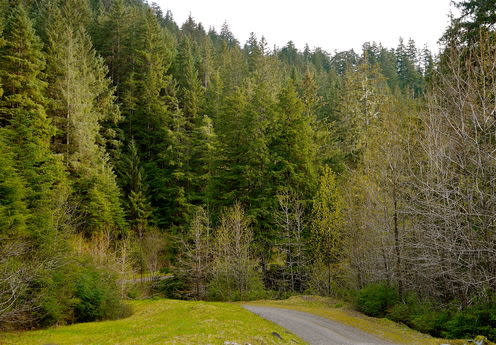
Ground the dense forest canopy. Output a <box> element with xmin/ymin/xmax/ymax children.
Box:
<box><xmin>1</xmin><ymin>0</ymin><xmax>496</xmax><ymax>341</ymax></box>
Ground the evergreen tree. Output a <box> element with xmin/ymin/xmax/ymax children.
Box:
<box><xmin>444</xmin><ymin>0</ymin><xmax>496</xmax><ymax>44</ymax></box>
<box><xmin>0</xmin><ymin>4</ymin><xmax>68</xmax><ymax>236</ymax></box>
<box><xmin>119</xmin><ymin>140</ymin><xmax>152</xmax><ymax>238</ymax></box>
<box><xmin>271</xmin><ymin>81</ymin><xmax>318</xmax><ymax>198</ymax></box>
<box><xmin>173</xmin><ymin>35</ymin><xmax>204</xmax><ymax>123</ymax></box>
<box><xmin>120</xmin><ymin>8</ymin><xmax>192</xmax><ymax>229</ymax></box>
<box><xmin>0</xmin><ymin>129</ymin><xmax>28</xmax><ymax>238</ymax></box>
<box><xmin>93</xmin><ymin>0</ymin><xmax>130</xmax><ymax>88</ymax></box>
<box><xmin>219</xmin><ymin>21</ymin><xmax>238</xmax><ymax>47</ymax></box>
<box><xmin>43</xmin><ymin>0</ymin><xmax>125</xmax><ymax>235</ymax></box>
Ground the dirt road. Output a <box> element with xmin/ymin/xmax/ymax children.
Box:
<box><xmin>243</xmin><ymin>305</ymin><xmax>398</xmax><ymax>345</ymax></box>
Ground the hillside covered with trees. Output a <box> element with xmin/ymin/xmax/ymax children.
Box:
<box><xmin>1</xmin><ymin>0</ymin><xmax>496</xmax><ymax>341</ymax></box>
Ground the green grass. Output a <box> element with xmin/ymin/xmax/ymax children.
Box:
<box><xmin>245</xmin><ymin>296</ymin><xmax>469</xmax><ymax>345</ymax></box>
<box><xmin>0</xmin><ymin>299</ymin><xmax>305</xmax><ymax>345</ymax></box>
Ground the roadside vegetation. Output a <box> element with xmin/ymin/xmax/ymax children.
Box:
<box><xmin>247</xmin><ymin>296</ymin><xmax>493</xmax><ymax>345</ymax></box>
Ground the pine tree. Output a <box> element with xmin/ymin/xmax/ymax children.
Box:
<box><xmin>0</xmin><ymin>4</ymin><xmax>68</xmax><ymax>236</ymax></box>
<box><xmin>173</xmin><ymin>35</ymin><xmax>204</xmax><ymax>124</ymax></box>
<box><xmin>119</xmin><ymin>140</ymin><xmax>152</xmax><ymax>238</ymax></box>
<box><xmin>271</xmin><ymin>81</ymin><xmax>318</xmax><ymax>198</ymax></box>
<box><xmin>43</xmin><ymin>0</ymin><xmax>125</xmax><ymax>235</ymax></box>
<box><xmin>0</xmin><ymin>129</ymin><xmax>28</xmax><ymax>238</ymax></box>
<box><xmin>93</xmin><ymin>0</ymin><xmax>130</xmax><ymax>88</ymax></box>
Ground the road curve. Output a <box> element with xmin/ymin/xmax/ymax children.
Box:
<box><xmin>243</xmin><ymin>305</ymin><xmax>397</xmax><ymax>345</ymax></box>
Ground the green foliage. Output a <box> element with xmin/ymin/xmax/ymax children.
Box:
<box><xmin>444</xmin><ymin>302</ymin><xmax>496</xmax><ymax>341</ymax></box>
<box><xmin>0</xmin><ymin>130</ymin><xmax>28</xmax><ymax>237</ymax></box>
<box><xmin>42</xmin><ymin>0</ymin><xmax>126</xmax><ymax>235</ymax></box>
<box><xmin>207</xmin><ymin>268</ymin><xmax>268</xmax><ymax>301</ymax></box>
<box><xmin>73</xmin><ymin>263</ymin><xmax>131</xmax><ymax>323</ymax></box>
<box><xmin>356</xmin><ymin>283</ymin><xmax>399</xmax><ymax>317</ymax></box>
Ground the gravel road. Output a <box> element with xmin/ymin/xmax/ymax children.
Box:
<box><xmin>243</xmin><ymin>305</ymin><xmax>398</xmax><ymax>345</ymax></box>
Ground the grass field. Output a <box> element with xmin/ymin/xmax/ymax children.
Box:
<box><xmin>0</xmin><ymin>299</ymin><xmax>304</xmax><ymax>345</ymax></box>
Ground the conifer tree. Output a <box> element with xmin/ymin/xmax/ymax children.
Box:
<box><xmin>93</xmin><ymin>0</ymin><xmax>130</xmax><ymax>89</ymax></box>
<box><xmin>43</xmin><ymin>0</ymin><xmax>125</xmax><ymax>235</ymax></box>
<box><xmin>0</xmin><ymin>130</ymin><xmax>28</xmax><ymax>238</ymax></box>
<box><xmin>121</xmin><ymin>8</ymin><xmax>192</xmax><ymax>229</ymax></box>
<box><xmin>177</xmin><ymin>206</ymin><xmax>212</xmax><ymax>299</ymax></box>
<box><xmin>119</xmin><ymin>140</ymin><xmax>152</xmax><ymax>238</ymax></box>
<box><xmin>173</xmin><ymin>35</ymin><xmax>204</xmax><ymax>124</ymax></box>
<box><xmin>0</xmin><ymin>4</ymin><xmax>68</xmax><ymax>236</ymax></box>
<box><xmin>271</xmin><ymin>81</ymin><xmax>318</xmax><ymax>198</ymax></box>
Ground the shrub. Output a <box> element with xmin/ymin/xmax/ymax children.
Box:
<box><xmin>410</xmin><ymin>310</ymin><xmax>450</xmax><ymax>336</ymax></box>
<box><xmin>74</xmin><ymin>264</ymin><xmax>131</xmax><ymax>322</ymax></box>
<box><xmin>152</xmin><ymin>276</ymin><xmax>185</xmax><ymax>299</ymax></box>
<box><xmin>207</xmin><ymin>265</ymin><xmax>268</xmax><ymax>301</ymax></box>
<box><xmin>388</xmin><ymin>303</ymin><xmax>412</xmax><ymax>324</ymax></box>
<box><xmin>444</xmin><ymin>303</ymin><xmax>496</xmax><ymax>341</ymax></box>
<box><xmin>356</xmin><ymin>283</ymin><xmax>398</xmax><ymax>317</ymax></box>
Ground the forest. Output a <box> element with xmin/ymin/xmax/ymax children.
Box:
<box><xmin>0</xmin><ymin>0</ymin><xmax>496</xmax><ymax>341</ymax></box>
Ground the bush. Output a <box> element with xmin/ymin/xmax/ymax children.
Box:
<box><xmin>388</xmin><ymin>303</ymin><xmax>412</xmax><ymax>324</ymax></box>
<box><xmin>443</xmin><ymin>303</ymin><xmax>496</xmax><ymax>341</ymax></box>
<box><xmin>74</xmin><ymin>264</ymin><xmax>131</xmax><ymax>322</ymax></box>
<box><xmin>152</xmin><ymin>276</ymin><xmax>185</xmax><ymax>299</ymax></box>
<box><xmin>410</xmin><ymin>310</ymin><xmax>450</xmax><ymax>336</ymax></box>
<box><xmin>356</xmin><ymin>283</ymin><xmax>398</xmax><ymax>317</ymax></box>
<box><xmin>207</xmin><ymin>266</ymin><xmax>268</xmax><ymax>301</ymax></box>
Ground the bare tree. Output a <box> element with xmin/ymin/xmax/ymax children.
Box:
<box><xmin>177</xmin><ymin>207</ymin><xmax>212</xmax><ymax>299</ymax></box>
<box><xmin>209</xmin><ymin>203</ymin><xmax>263</xmax><ymax>301</ymax></box>
<box><xmin>275</xmin><ymin>190</ymin><xmax>308</xmax><ymax>293</ymax></box>
<box><xmin>402</xmin><ymin>35</ymin><xmax>496</xmax><ymax>304</ymax></box>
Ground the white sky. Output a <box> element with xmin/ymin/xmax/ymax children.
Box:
<box><xmin>155</xmin><ymin>0</ymin><xmax>455</xmax><ymax>53</ymax></box>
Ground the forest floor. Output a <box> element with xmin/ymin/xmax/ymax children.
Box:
<box><xmin>0</xmin><ymin>296</ymin><xmax>471</xmax><ymax>345</ymax></box>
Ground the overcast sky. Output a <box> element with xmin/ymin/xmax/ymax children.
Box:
<box><xmin>155</xmin><ymin>0</ymin><xmax>455</xmax><ymax>53</ymax></box>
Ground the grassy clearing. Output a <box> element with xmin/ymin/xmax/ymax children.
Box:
<box><xmin>0</xmin><ymin>299</ymin><xmax>304</xmax><ymax>345</ymax></box>
<box><xmin>246</xmin><ymin>296</ymin><xmax>468</xmax><ymax>345</ymax></box>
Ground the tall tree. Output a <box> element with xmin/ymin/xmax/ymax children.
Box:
<box><xmin>310</xmin><ymin>166</ymin><xmax>344</xmax><ymax>296</ymax></box>
<box><xmin>43</xmin><ymin>0</ymin><xmax>125</xmax><ymax>235</ymax></box>
<box><xmin>444</xmin><ymin>0</ymin><xmax>496</xmax><ymax>44</ymax></box>
<box><xmin>0</xmin><ymin>4</ymin><xmax>68</xmax><ymax>237</ymax></box>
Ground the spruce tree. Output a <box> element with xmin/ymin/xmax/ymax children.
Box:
<box><xmin>0</xmin><ymin>129</ymin><xmax>28</xmax><ymax>238</ymax></box>
<box><xmin>119</xmin><ymin>140</ymin><xmax>152</xmax><ymax>238</ymax></box>
<box><xmin>271</xmin><ymin>81</ymin><xmax>318</xmax><ymax>198</ymax></box>
<box><xmin>173</xmin><ymin>35</ymin><xmax>204</xmax><ymax>124</ymax></box>
<box><xmin>93</xmin><ymin>0</ymin><xmax>130</xmax><ymax>89</ymax></box>
<box><xmin>0</xmin><ymin>4</ymin><xmax>68</xmax><ymax>236</ymax></box>
<box><xmin>121</xmin><ymin>8</ymin><xmax>192</xmax><ymax>229</ymax></box>
<box><xmin>43</xmin><ymin>0</ymin><xmax>125</xmax><ymax>235</ymax></box>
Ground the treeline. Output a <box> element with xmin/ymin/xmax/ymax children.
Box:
<box><xmin>1</xmin><ymin>0</ymin><xmax>495</xmax><ymax>340</ymax></box>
